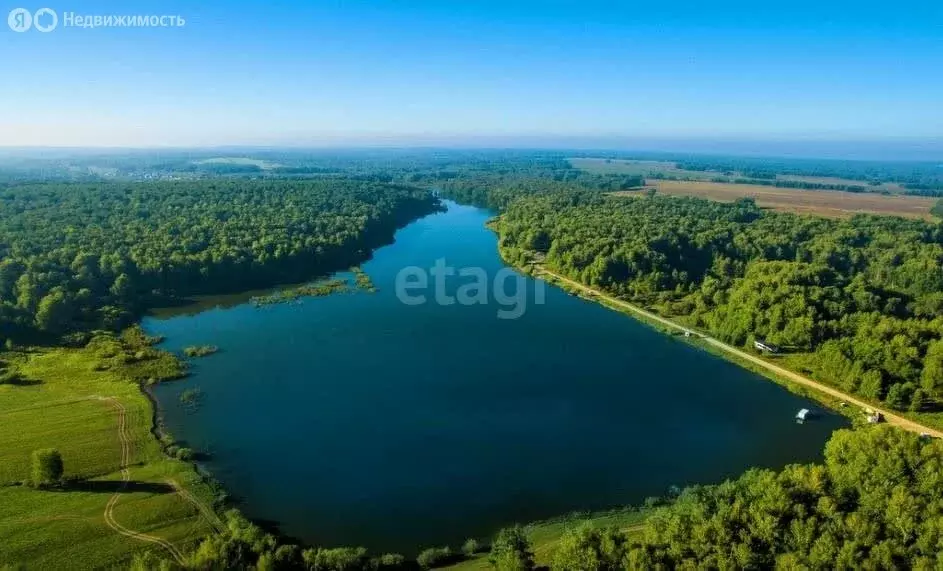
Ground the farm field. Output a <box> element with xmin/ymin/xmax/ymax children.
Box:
<box><xmin>616</xmin><ymin>180</ymin><xmax>938</xmax><ymax>219</ymax></box>
<box><xmin>0</xmin><ymin>347</ymin><xmax>217</xmax><ymax>569</ymax></box>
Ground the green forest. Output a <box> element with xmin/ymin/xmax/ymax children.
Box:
<box><xmin>554</xmin><ymin>426</ymin><xmax>943</xmax><ymax>570</ymax></box>
<box><xmin>492</xmin><ymin>190</ymin><xmax>943</xmax><ymax>414</ymax></box>
<box><xmin>2</xmin><ymin>154</ymin><xmax>943</xmax><ymax>570</ymax></box>
<box><xmin>0</xmin><ymin>179</ymin><xmax>438</xmax><ymax>342</ymax></box>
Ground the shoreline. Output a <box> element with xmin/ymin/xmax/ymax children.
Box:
<box><xmin>503</xmin><ymin>247</ymin><xmax>942</xmax><ymax>438</ymax></box>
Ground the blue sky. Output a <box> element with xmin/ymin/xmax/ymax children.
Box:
<box><xmin>1</xmin><ymin>0</ymin><xmax>941</xmax><ymax>147</ymax></box>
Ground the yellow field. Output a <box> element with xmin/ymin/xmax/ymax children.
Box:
<box><xmin>618</xmin><ymin>180</ymin><xmax>937</xmax><ymax>219</ymax></box>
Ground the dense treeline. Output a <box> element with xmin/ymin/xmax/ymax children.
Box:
<box><xmin>0</xmin><ymin>179</ymin><xmax>438</xmax><ymax>341</ymax></box>
<box><xmin>496</xmin><ymin>191</ymin><xmax>943</xmax><ymax>413</ymax></box>
<box><xmin>649</xmin><ymin>171</ymin><xmax>871</xmax><ymax>192</ymax></box>
<box><xmin>438</xmin><ymin>171</ymin><xmax>641</xmax><ymax>212</ymax></box>
<box><xmin>552</xmin><ymin>427</ymin><xmax>943</xmax><ymax>569</ymax></box>
<box><xmin>729</xmin><ymin>177</ymin><xmax>868</xmax><ymax>193</ymax></box>
<box><xmin>673</xmin><ymin>157</ymin><xmax>943</xmax><ymax>192</ymax></box>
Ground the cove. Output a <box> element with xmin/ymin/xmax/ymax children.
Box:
<box><xmin>146</xmin><ymin>201</ymin><xmax>848</xmax><ymax>553</ymax></box>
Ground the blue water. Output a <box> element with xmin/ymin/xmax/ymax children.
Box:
<box><xmin>147</xmin><ymin>201</ymin><xmax>847</xmax><ymax>552</ymax></box>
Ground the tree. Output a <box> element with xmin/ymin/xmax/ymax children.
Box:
<box><xmin>885</xmin><ymin>382</ymin><xmax>915</xmax><ymax>410</ymax></box>
<box><xmin>488</xmin><ymin>526</ymin><xmax>534</xmax><ymax>571</ymax></box>
<box><xmin>31</xmin><ymin>448</ymin><xmax>63</xmax><ymax>487</ymax></box>
<box><xmin>920</xmin><ymin>340</ymin><xmax>943</xmax><ymax>395</ymax></box>
<box><xmin>35</xmin><ymin>288</ymin><xmax>74</xmax><ymax>334</ymax></box>
<box><xmin>931</xmin><ymin>198</ymin><xmax>943</xmax><ymax>218</ymax></box>
<box><xmin>551</xmin><ymin>525</ymin><xmax>626</xmax><ymax>571</ymax></box>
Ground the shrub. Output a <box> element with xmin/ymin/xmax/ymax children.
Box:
<box><xmin>374</xmin><ymin>553</ymin><xmax>408</xmax><ymax>569</ymax></box>
<box><xmin>462</xmin><ymin>538</ymin><xmax>481</xmax><ymax>556</ymax></box>
<box><xmin>416</xmin><ymin>546</ymin><xmax>453</xmax><ymax>569</ymax></box>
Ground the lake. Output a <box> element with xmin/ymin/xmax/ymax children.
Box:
<box><xmin>147</xmin><ymin>201</ymin><xmax>847</xmax><ymax>553</ymax></box>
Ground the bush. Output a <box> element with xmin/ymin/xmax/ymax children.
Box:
<box><xmin>374</xmin><ymin>553</ymin><xmax>408</xmax><ymax>570</ymax></box>
<box><xmin>462</xmin><ymin>538</ymin><xmax>482</xmax><ymax>556</ymax></box>
<box><xmin>302</xmin><ymin>546</ymin><xmax>369</xmax><ymax>570</ymax></box>
<box><xmin>31</xmin><ymin>448</ymin><xmax>63</xmax><ymax>487</ymax></box>
<box><xmin>416</xmin><ymin>546</ymin><xmax>453</xmax><ymax>569</ymax></box>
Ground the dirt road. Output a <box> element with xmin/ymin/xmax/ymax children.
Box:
<box><xmin>101</xmin><ymin>397</ymin><xmax>187</xmax><ymax>564</ymax></box>
<box><xmin>537</xmin><ymin>268</ymin><xmax>943</xmax><ymax>439</ymax></box>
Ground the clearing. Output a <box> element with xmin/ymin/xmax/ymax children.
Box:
<box><xmin>0</xmin><ymin>348</ymin><xmax>217</xmax><ymax>569</ymax></box>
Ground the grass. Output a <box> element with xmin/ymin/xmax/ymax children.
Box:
<box><xmin>0</xmin><ymin>344</ymin><xmax>218</xmax><ymax>569</ymax></box>
<box><xmin>443</xmin><ymin>509</ymin><xmax>648</xmax><ymax>570</ymax></box>
<box><xmin>612</xmin><ymin>180</ymin><xmax>937</xmax><ymax>219</ymax></box>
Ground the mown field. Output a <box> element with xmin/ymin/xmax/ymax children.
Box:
<box><xmin>615</xmin><ymin>180</ymin><xmax>938</xmax><ymax>219</ymax></box>
<box><xmin>0</xmin><ymin>347</ymin><xmax>217</xmax><ymax>569</ymax></box>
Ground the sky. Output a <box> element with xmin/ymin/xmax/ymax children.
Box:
<box><xmin>1</xmin><ymin>0</ymin><xmax>941</xmax><ymax>148</ymax></box>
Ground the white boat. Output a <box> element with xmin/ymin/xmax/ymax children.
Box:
<box><xmin>796</xmin><ymin>408</ymin><xmax>811</xmax><ymax>421</ymax></box>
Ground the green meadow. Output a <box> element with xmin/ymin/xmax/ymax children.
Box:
<box><xmin>0</xmin><ymin>346</ymin><xmax>217</xmax><ymax>569</ymax></box>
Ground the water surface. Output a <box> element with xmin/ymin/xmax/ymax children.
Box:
<box><xmin>148</xmin><ymin>201</ymin><xmax>847</xmax><ymax>552</ymax></box>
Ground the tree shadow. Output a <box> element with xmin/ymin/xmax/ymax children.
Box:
<box><xmin>61</xmin><ymin>480</ymin><xmax>175</xmax><ymax>494</ymax></box>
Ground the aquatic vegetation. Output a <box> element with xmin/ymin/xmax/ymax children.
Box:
<box><xmin>352</xmin><ymin>267</ymin><xmax>378</xmax><ymax>293</ymax></box>
<box><xmin>251</xmin><ymin>278</ymin><xmax>353</xmax><ymax>307</ymax></box>
<box><xmin>250</xmin><ymin>268</ymin><xmax>378</xmax><ymax>307</ymax></box>
<box><xmin>183</xmin><ymin>345</ymin><xmax>220</xmax><ymax>358</ymax></box>
<box><xmin>179</xmin><ymin>388</ymin><xmax>204</xmax><ymax>412</ymax></box>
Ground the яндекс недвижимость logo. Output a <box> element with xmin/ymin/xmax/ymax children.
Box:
<box><xmin>8</xmin><ymin>7</ymin><xmax>57</xmax><ymax>32</ymax></box>
<box><xmin>7</xmin><ymin>8</ymin><xmax>185</xmax><ymax>32</ymax></box>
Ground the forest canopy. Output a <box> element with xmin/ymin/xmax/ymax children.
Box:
<box><xmin>0</xmin><ymin>179</ymin><xmax>438</xmax><ymax>341</ymax></box>
<box><xmin>492</xmin><ymin>191</ymin><xmax>943</xmax><ymax>414</ymax></box>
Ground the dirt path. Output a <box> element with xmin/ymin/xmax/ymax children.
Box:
<box><xmin>537</xmin><ymin>268</ymin><xmax>943</xmax><ymax>439</ymax></box>
<box><xmin>101</xmin><ymin>397</ymin><xmax>187</xmax><ymax>564</ymax></box>
<box><xmin>166</xmin><ymin>478</ymin><xmax>225</xmax><ymax>534</ymax></box>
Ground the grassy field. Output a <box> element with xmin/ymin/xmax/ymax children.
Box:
<box><xmin>614</xmin><ymin>180</ymin><xmax>938</xmax><ymax>219</ymax></box>
<box><xmin>569</xmin><ymin>158</ymin><xmax>718</xmax><ymax>180</ymax></box>
<box><xmin>192</xmin><ymin>157</ymin><xmax>282</xmax><ymax>170</ymax></box>
<box><xmin>0</xmin><ymin>347</ymin><xmax>217</xmax><ymax>569</ymax></box>
<box><xmin>443</xmin><ymin>509</ymin><xmax>648</xmax><ymax>570</ymax></box>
